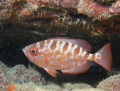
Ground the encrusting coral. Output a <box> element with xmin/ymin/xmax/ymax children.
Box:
<box><xmin>1</xmin><ymin>0</ymin><xmax>120</xmax><ymax>35</ymax></box>
<box><xmin>0</xmin><ymin>0</ymin><xmax>120</xmax><ymax>21</ymax></box>
<box><xmin>6</xmin><ymin>83</ymin><xmax>103</xmax><ymax>91</ymax></box>
<box><xmin>97</xmin><ymin>73</ymin><xmax>120</xmax><ymax>91</ymax></box>
<box><xmin>7</xmin><ymin>64</ymin><xmax>46</xmax><ymax>85</ymax></box>
<box><xmin>0</xmin><ymin>60</ymin><xmax>120</xmax><ymax>91</ymax></box>
<box><xmin>0</xmin><ymin>61</ymin><xmax>46</xmax><ymax>91</ymax></box>
<box><xmin>7</xmin><ymin>84</ymin><xmax>16</xmax><ymax>91</ymax></box>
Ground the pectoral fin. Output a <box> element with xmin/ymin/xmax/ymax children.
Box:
<box><xmin>44</xmin><ymin>68</ymin><xmax>58</xmax><ymax>77</ymax></box>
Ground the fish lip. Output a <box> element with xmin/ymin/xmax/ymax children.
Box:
<box><xmin>22</xmin><ymin>47</ymin><xmax>30</xmax><ymax>58</ymax></box>
<box><xmin>22</xmin><ymin>48</ymin><xmax>26</xmax><ymax>54</ymax></box>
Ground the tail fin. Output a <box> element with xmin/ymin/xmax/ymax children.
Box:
<box><xmin>93</xmin><ymin>43</ymin><xmax>112</xmax><ymax>71</ymax></box>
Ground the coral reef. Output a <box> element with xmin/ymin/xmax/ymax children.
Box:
<box><xmin>7</xmin><ymin>84</ymin><xmax>16</xmax><ymax>91</ymax></box>
<box><xmin>0</xmin><ymin>0</ymin><xmax>120</xmax><ymax>21</ymax></box>
<box><xmin>0</xmin><ymin>0</ymin><xmax>120</xmax><ymax>91</ymax></box>
<box><xmin>0</xmin><ymin>0</ymin><xmax>120</xmax><ymax>35</ymax></box>
<box><xmin>97</xmin><ymin>73</ymin><xmax>120</xmax><ymax>91</ymax></box>
<box><xmin>0</xmin><ymin>61</ymin><xmax>46</xmax><ymax>91</ymax></box>
<box><xmin>0</xmin><ymin>60</ymin><xmax>120</xmax><ymax>91</ymax></box>
<box><xmin>0</xmin><ymin>65</ymin><xmax>9</xmax><ymax>91</ymax></box>
<box><xmin>7</xmin><ymin>83</ymin><xmax>102</xmax><ymax>91</ymax></box>
<box><xmin>8</xmin><ymin>64</ymin><xmax>46</xmax><ymax>85</ymax></box>
<box><xmin>77</xmin><ymin>0</ymin><xmax>120</xmax><ymax>20</ymax></box>
<box><xmin>94</xmin><ymin>0</ymin><xmax>115</xmax><ymax>4</ymax></box>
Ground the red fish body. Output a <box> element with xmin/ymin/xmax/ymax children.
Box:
<box><xmin>22</xmin><ymin>37</ymin><xmax>112</xmax><ymax>77</ymax></box>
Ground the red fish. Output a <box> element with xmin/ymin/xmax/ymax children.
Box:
<box><xmin>22</xmin><ymin>37</ymin><xmax>112</xmax><ymax>77</ymax></box>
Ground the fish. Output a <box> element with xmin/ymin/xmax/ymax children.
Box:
<box><xmin>22</xmin><ymin>37</ymin><xmax>112</xmax><ymax>77</ymax></box>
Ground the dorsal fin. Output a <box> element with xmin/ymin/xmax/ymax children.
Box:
<box><xmin>49</xmin><ymin>37</ymin><xmax>92</xmax><ymax>52</ymax></box>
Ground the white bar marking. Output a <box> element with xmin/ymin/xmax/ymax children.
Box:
<box><xmin>36</xmin><ymin>42</ymin><xmax>40</xmax><ymax>48</ymax></box>
<box><xmin>53</xmin><ymin>40</ymin><xmax>60</xmax><ymax>52</ymax></box>
<box><xmin>70</xmin><ymin>44</ymin><xmax>78</xmax><ymax>58</ymax></box>
<box><xmin>82</xmin><ymin>51</ymin><xmax>87</xmax><ymax>58</ymax></box>
<box><xmin>44</xmin><ymin>40</ymin><xmax>53</xmax><ymax>52</ymax></box>
<box><xmin>87</xmin><ymin>54</ymin><xmax>93</xmax><ymax>60</ymax></box>
<box><xmin>77</xmin><ymin>47</ymin><xmax>83</xmax><ymax>56</ymax></box>
<box><xmin>64</xmin><ymin>42</ymin><xmax>72</xmax><ymax>55</ymax></box>
<box><xmin>95</xmin><ymin>53</ymin><xmax>100</xmax><ymax>60</ymax></box>
<box><xmin>72</xmin><ymin>45</ymin><xmax>78</xmax><ymax>55</ymax></box>
<box><xmin>60</xmin><ymin>41</ymin><xmax>65</xmax><ymax>53</ymax></box>
<box><xmin>48</xmin><ymin>40</ymin><xmax>53</xmax><ymax>52</ymax></box>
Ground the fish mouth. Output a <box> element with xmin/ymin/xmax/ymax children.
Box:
<box><xmin>22</xmin><ymin>48</ymin><xmax>26</xmax><ymax>54</ymax></box>
<box><xmin>22</xmin><ymin>47</ymin><xmax>31</xmax><ymax>59</ymax></box>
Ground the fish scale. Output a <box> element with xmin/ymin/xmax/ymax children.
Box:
<box><xmin>22</xmin><ymin>37</ymin><xmax>112</xmax><ymax>77</ymax></box>
<box><xmin>43</xmin><ymin>39</ymin><xmax>84</xmax><ymax>69</ymax></box>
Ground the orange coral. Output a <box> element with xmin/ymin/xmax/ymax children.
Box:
<box><xmin>7</xmin><ymin>84</ymin><xmax>16</xmax><ymax>91</ymax></box>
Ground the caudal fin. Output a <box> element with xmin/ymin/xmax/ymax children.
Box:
<box><xmin>94</xmin><ymin>43</ymin><xmax>112</xmax><ymax>71</ymax></box>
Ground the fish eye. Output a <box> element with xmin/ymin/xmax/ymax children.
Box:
<box><xmin>29</xmin><ymin>47</ymin><xmax>38</xmax><ymax>56</ymax></box>
<box><xmin>31</xmin><ymin>50</ymin><xmax>35</xmax><ymax>54</ymax></box>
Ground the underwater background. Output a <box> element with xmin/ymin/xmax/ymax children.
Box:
<box><xmin>0</xmin><ymin>0</ymin><xmax>120</xmax><ymax>91</ymax></box>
